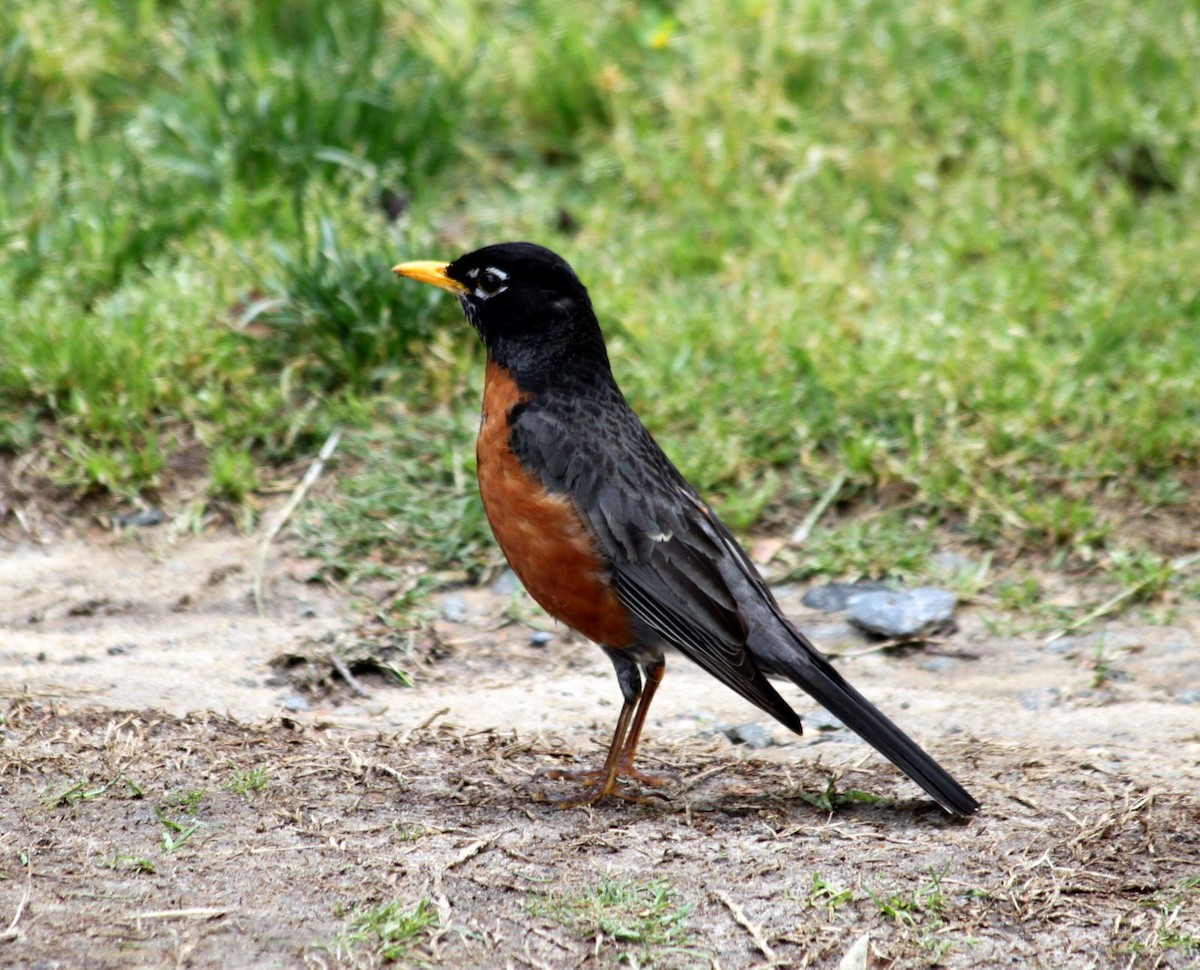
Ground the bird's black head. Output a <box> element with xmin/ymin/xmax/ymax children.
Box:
<box><xmin>393</xmin><ymin>242</ymin><xmax>612</xmax><ymax>389</ymax></box>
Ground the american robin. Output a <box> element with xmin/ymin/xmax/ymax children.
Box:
<box><xmin>394</xmin><ymin>243</ymin><xmax>978</xmax><ymax>815</ymax></box>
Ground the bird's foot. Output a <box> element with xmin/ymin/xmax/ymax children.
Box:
<box><xmin>533</xmin><ymin>758</ymin><xmax>679</xmax><ymax>807</ymax></box>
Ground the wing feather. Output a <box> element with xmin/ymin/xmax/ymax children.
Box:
<box><xmin>509</xmin><ymin>399</ymin><xmax>802</xmax><ymax>732</ymax></box>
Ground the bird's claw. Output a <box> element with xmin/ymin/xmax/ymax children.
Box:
<box><xmin>533</xmin><ymin>759</ymin><xmax>679</xmax><ymax>806</ymax></box>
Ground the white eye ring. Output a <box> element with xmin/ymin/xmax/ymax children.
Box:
<box><xmin>474</xmin><ymin>266</ymin><xmax>509</xmax><ymax>299</ymax></box>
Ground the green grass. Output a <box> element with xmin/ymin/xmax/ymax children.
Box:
<box><xmin>164</xmin><ymin>788</ymin><xmax>208</xmax><ymax>815</ymax></box>
<box><xmin>2</xmin><ymin>0</ymin><xmax>1198</xmax><ymax>587</ymax></box>
<box><xmin>293</xmin><ymin>415</ymin><xmax>494</xmax><ymax>587</ymax></box>
<box><xmin>105</xmin><ymin>852</ymin><xmax>156</xmax><ymax>874</ymax></box>
<box><xmin>40</xmin><ymin>775</ymin><xmax>143</xmax><ymax>807</ymax></box>
<box><xmin>330</xmin><ymin>898</ymin><xmax>439</xmax><ymax>964</ymax></box>
<box><xmin>793</xmin><ymin>872</ymin><xmax>855</xmax><ymax>913</ymax></box>
<box><xmin>153</xmin><ymin>803</ymin><xmax>202</xmax><ymax>854</ymax></box>
<box><xmin>225</xmin><ymin>762</ymin><xmax>271</xmax><ymax>797</ymax></box>
<box><xmin>528</xmin><ymin>878</ymin><xmax>694</xmax><ymax>961</ymax></box>
<box><xmin>1123</xmin><ymin>876</ymin><xmax>1200</xmax><ymax>960</ymax></box>
<box><xmin>869</xmin><ymin>865</ymin><xmax>950</xmax><ymax>928</ymax></box>
<box><xmin>868</xmin><ymin>864</ymin><xmax>960</xmax><ymax>956</ymax></box>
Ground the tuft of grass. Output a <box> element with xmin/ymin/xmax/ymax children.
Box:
<box><xmin>154</xmin><ymin>804</ymin><xmax>201</xmax><ymax>854</ymax></box>
<box><xmin>1091</xmin><ymin>638</ymin><xmax>1115</xmax><ymax>689</ymax></box>
<box><xmin>105</xmin><ymin>852</ymin><xmax>156</xmax><ymax>874</ymax></box>
<box><xmin>331</xmin><ymin>898</ymin><xmax>439</xmax><ymax>963</ymax></box>
<box><xmin>40</xmin><ymin>775</ymin><xmax>143</xmax><ymax>808</ymax></box>
<box><xmin>798</xmin><ymin>776</ymin><xmax>884</xmax><ymax>814</ymax></box>
<box><xmin>225</xmin><ymin>763</ymin><xmax>271</xmax><ymax>797</ymax></box>
<box><xmin>208</xmin><ymin>446</ymin><xmax>259</xmax><ymax>505</ymax></box>
<box><xmin>1122</xmin><ymin>876</ymin><xmax>1200</xmax><ymax>959</ymax></box>
<box><xmin>776</xmin><ymin>510</ymin><xmax>938</xmax><ymax>581</ymax></box>
<box><xmin>796</xmin><ymin>872</ymin><xmax>855</xmax><ymax>914</ymax></box>
<box><xmin>996</xmin><ymin>574</ymin><xmax>1042</xmax><ymax>613</ymax></box>
<box><xmin>528</xmin><ymin>878</ymin><xmax>694</xmax><ymax>960</ymax></box>
<box><xmin>248</xmin><ymin>213</ymin><xmax>451</xmax><ymax>394</ymax></box>
<box><xmin>164</xmin><ymin>788</ymin><xmax>208</xmax><ymax>815</ymax></box>
<box><xmin>868</xmin><ymin>864</ymin><xmax>951</xmax><ymax>929</ymax></box>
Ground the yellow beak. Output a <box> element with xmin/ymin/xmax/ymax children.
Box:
<box><xmin>391</xmin><ymin>260</ymin><xmax>469</xmax><ymax>295</ymax></box>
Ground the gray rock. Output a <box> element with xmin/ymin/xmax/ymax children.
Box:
<box><xmin>281</xmin><ymin>694</ymin><xmax>310</xmax><ymax>712</ymax></box>
<box><xmin>441</xmin><ymin>595</ymin><xmax>468</xmax><ymax>623</ymax></box>
<box><xmin>803</xmin><ymin>709</ymin><xmax>844</xmax><ymax>732</ymax></box>
<box><xmin>490</xmin><ymin>569</ymin><xmax>521</xmax><ymax>598</ymax></box>
<box><xmin>114</xmin><ymin>507</ymin><xmax>164</xmax><ymax>528</ymax></box>
<box><xmin>1042</xmin><ymin>637</ymin><xmax>1079</xmax><ymax>655</ymax></box>
<box><xmin>847</xmin><ymin>587</ymin><xmax>957</xmax><ymax>638</ymax></box>
<box><xmin>1175</xmin><ymin>690</ymin><xmax>1200</xmax><ymax>704</ymax></box>
<box><xmin>1017</xmin><ymin>687</ymin><xmax>1061</xmax><ymax>712</ymax></box>
<box><xmin>715</xmin><ymin>722</ymin><xmax>777</xmax><ymax>749</ymax></box>
<box><xmin>529</xmin><ymin>631</ymin><xmax>553</xmax><ymax>647</ymax></box>
<box><xmin>801</xmin><ymin>581</ymin><xmax>894</xmax><ymax>613</ymax></box>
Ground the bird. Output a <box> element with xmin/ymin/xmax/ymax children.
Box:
<box><xmin>393</xmin><ymin>242</ymin><xmax>978</xmax><ymax>816</ymax></box>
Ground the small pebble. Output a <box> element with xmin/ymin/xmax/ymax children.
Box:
<box><xmin>441</xmin><ymin>595</ymin><xmax>468</xmax><ymax>623</ymax></box>
<box><xmin>281</xmin><ymin>694</ymin><xmax>310</xmax><ymax>713</ymax></box>
<box><xmin>1175</xmin><ymin>690</ymin><xmax>1200</xmax><ymax>704</ymax></box>
<box><xmin>529</xmin><ymin>631</ymin><xmax>553</xmax><ymax>647</ymax></box>
<box><xmin>918</xmin><ymin>655</ymin><xmax>956</xmax><ymax>672</ymax></box>
<box><xmin>300</xmin><ymin>605</ymin><xmax>318</xmax><ymax>619</ymax></box>
<box><xmin>106</xmin><ymin>643</ymin><xmax>133</xmax><ymax>656</ymax></box>
<box><xmin>715</xmin><ymin>722</ymin><xmax>777</xmax><ymax>749</ymax></box>
<box><xmin>490</xmin><ymin>569</ymin><xmax>521</xmax><ymax>598</ymax></box>
<box><xmin>1042</xmin><ymin>638</ymin><xmax>1078</xmax><ymax>655</ymax></box>
<box><xmin>114</xmin><ymin>507</ymin><xmax>164</xmax><ymax>528</ymax></box>
<box><xmin>804</xmin><ymin>709</ymin><xmax>845</xmax><ymax>732</ymax></box>
<box><xmin>1017</xmin><ymin>687</ymin><xmax>1061</xmax><ymax>712</ymax></box>
<box><xmin>848</xmin><ymin>587</ymin><xmax>957</xmax><ymax>638</ymax></box>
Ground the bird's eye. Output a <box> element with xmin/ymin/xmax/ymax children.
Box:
<box><xmin>474</xmin><ymin>267</ymin><xmax>509</xmax><ymax>299</ymax></box>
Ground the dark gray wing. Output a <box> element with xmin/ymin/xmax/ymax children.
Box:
<box><xmin>509</xmin><ymin>393</ymin><xmax>803</xmax><ymax>732</ymax></box>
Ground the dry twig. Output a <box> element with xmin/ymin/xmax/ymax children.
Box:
<box><xmin>253</xmin><ymin>429</ymin><xmax>341</xmax><ymax>614</ymax></box>
<box><xmin>1045</xmin><ymin>550</ymin><xmax>1200</xmax><ymax>644</ymax></box>
<box><xmin>0</xmin><ymin>858</ymin><xmax>32</xmax><ymax>943</ymax></box>
<box><xmin>328</xmin><ymin>650</ymin><xmax>369</xmax><ymax>698</ymax></box>
<box><xmin>790</xmin><ymin>469</ymin><xmax>848</xmax><ymax>545</ymax></box>
<box><xmin>713</xmin><ymin>888</ymin><xmax>776</xmax><ymax>962</ymax></box>
<box><xmin>129</xmin><ymin>908</ymin><xmax>227</xmax><ymax>920</ymax></box>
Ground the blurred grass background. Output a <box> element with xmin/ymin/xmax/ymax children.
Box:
<box><xmin>2</xmin><ymin>0</ymin><xmax>1197</xmax><ymax>588</ymax></box>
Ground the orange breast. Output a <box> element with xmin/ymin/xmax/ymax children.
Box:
<box><xmin>476</xmin><ymin>359</ymin><xmax>634</xmax><ymax>649</ymax></box>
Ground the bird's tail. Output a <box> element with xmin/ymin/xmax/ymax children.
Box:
<box><xmin>756</xmin><ymin>629</ymin><xmax>979</xmax><ymax>816</ymax></box>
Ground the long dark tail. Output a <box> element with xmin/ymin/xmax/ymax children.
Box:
<box><xmin>756</xmin><ymin>631</ymin><xmax>979</xmax><ymax>816</ymax></box>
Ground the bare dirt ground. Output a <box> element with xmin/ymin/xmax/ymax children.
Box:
<box><xmin>1</xmin><ymin>525</ymin><xmax>1198</xmax><ymax>968</ymax></box>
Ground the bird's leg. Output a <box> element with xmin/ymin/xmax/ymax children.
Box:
<box><xmin>610</xmin><ymin>661</ymin><xmax>677</xmax><ymax>788</ymax></box>
<box><xmin>535</xmin><ymin>657</ymin><xmax>676</xmax><ymax>805</ymax></box>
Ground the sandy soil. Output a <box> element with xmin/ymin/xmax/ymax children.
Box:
<box><xmin>1</xmin><ymin>527</ymin><xmax>1198</xmax><ymax>968</ymax></box>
